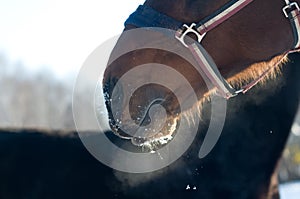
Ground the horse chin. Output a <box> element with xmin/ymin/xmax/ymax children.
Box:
<box><xmin>131</xmin><ymin>117</ymin><xmax>179</xmax><ymax>150</ymax></box>
<box><xmin>109</xmin><ymin>115</ymin><xmax>179</xmax><ymax>152</ymax></box>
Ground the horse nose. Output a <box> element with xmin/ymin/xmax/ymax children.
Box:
<box><xmin>103</xmin><ymin>77</ymin><xmax>122</xmax><ymax>97</ymax></box>
<box><xmin>131</xmin><ymin>98</ymin><xmax>165</xmax><ymax>127</ymax></box>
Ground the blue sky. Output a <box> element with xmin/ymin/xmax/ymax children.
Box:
<box><xmin>0</xmin><ymin>0</ymin><xmax>144</xmax><ymax>78</ymax></box>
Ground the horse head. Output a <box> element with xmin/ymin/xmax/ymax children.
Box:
<box><xmin>103</xmin><ymin>0</ymin><xmax>299</xmax><ymax>150</ymax></box>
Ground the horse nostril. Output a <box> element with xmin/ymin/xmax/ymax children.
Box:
<box><xmin>136</xmin><ymin>98</ymin><xmax>165</xmax><ymax>127</ymax></box>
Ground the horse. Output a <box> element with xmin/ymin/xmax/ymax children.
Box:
<box><xmin>0</xmin><ymin>1</ymin><xmax>299</xmax><ymax>199</ymax></box>
<box><xmin>102</xmin><ymin>0</ymin><xmax>300</xmax><ymax>198</ymax></box>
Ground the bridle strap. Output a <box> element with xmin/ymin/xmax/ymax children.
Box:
<box><xmin>175</xmin><ymin>0</ymin><xmax>253</xmax><ymax>98</ymax></box>
<box><xmin>176</xmin><ymin>0</ymin><xmax>300</xmax><ymax>99</ymax></box>
<box><xmin>283</xmin><ymin>0</ymin><xmax>300</xmax><ymax>49</ymax></box>
<box><xmin>240</xmin><ymin>0</ymin><xmax>300</xmax><ymax>95</ymax></box>
<box><xmin>125</xmin><ymin>0</ymin><xmax>300</xmax><ymax>99</ymax></box>
<box><xmin>196</xmin><ymin>0</ymin><xmax>253</xmax><ymax>34</ymax></box>
<box><xmin>176</xmin><ymin>0</ymin><xmax>253</xmax><ymax>47</ymax></box>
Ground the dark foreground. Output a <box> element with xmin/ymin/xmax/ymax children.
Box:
<box><xmin>0</xmin><ymin>54</ymin><xmax>299</xmax><ymax>199</ymax></box>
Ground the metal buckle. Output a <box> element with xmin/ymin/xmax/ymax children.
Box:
<box><xmin>283</xmin><ymin>2</ymin><xmax>300</xmax><ymax>18</ymax></box>
<box><xmin>175</xmin><ymin>23</ymin><xmax>206</xmax><ymax>47</ymax></box>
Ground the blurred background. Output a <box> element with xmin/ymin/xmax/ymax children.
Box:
<box><xmin>0</xmin><ymin>0</ymin><xmax>299</xmax><ymax>197</ymax></box>
<box><xmin>0</xmin><ymin>0</ymin><xmax>145</xmax><ymax>130</ymax></box>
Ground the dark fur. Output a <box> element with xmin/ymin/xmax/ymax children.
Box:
<box><xmin>0</xmin><ymin>54</ymin><xmax>299</xmax><ymax>199</ymax></box>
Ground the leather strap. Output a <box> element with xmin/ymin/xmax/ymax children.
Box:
<box><xmin>124</xmin><ymin>0</ymin><xmax>300</xmax><ymax>99</ymax></box>
<box><xmin>284</xmin><ymin>0</ymin><xmax>300</xmax><ymax>49</ymax></box>
<box><xmin>195</xmin><ymin>0</ymin><xmax>253</xmax><ymax>35</ymax></box>
<box><xmin>179</xmin><ymin>0</ymin><xmax>300</xmax><ymax>99</ymax></box>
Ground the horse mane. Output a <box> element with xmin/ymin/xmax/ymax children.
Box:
<box><xmin>182</xmin><ymin>54</ymin><xmax>289</xmax><ymax>125</ymax></box>
<box><xmin>227</xmin><ymin>55</ymin><xmax>288</xmax><ymax>89</ymax></box>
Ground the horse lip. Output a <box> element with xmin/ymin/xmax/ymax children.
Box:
<box><xmin>110</xmin><ymin>124</ymin><xmax>154</xmax><ymax>146</ymax></box>
<box><xmin>110</xmin><ymin>122</ymin><xmax>155</xmax><ymax>141</ymax></box>
<box><xmin>131</xmin><ymin>136</ymin><xmax>149</xmax><ymax>146</ymax></box>
<box><xmin>109</xmin><ymin>117</ymin><xmax>177</xmax><ymax>149</ymax></box>
<box><xmin>110</xmin><ymin>124</ymin><xmax>133</xmax><ymax>140</ymax></box>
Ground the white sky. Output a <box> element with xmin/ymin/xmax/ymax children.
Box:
<box><xmin>0</xmin><ymin>0</ymin><xmax>145</xmax><ymax>78</ymax></box>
